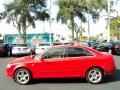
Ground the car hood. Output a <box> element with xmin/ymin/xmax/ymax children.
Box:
<box><xmin>9</xmin><ymin>56</ymin><xmax>34</xmax><ymax>64</ymax></box>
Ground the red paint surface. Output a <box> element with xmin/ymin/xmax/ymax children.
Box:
<box><xmin>6</xmin><ymin>45</ymin><xmax>116</xmax><ymax>80</ymax></box>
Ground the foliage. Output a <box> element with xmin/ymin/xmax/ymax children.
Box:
<box><xmin>0</xmin><ymin>0</ymin><xmax>49</xmax><ymax>44</ymax></box>
<box><xmin>76</xmin><ymin>26</ymin><xmax>85</xmax><ymax>42</ymax></box>
<box><xmin>56</xmin><ymin>0</ymin><xmax>108</xmax><ymax>42</ymax></box>
<box><xmin>110</xmin><ymin>16</ymin><xmax>120</xmax><ymax>39</ymax></box>
<box><xmin>85</xmin><ymin>0</ymin><xmax>108</xmax><ymax>22</ymax></box>
<box><xmin>56</xmin><ymin>0</ymin><xmax>87</xmax><ymax>42</ymax></box>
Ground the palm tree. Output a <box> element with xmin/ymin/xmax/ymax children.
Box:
<box><xmin>56</xmin><ymin>0</ymin><xmax>108</xmax><ymax>42</ymax></box>
<box><xmin>76</xmin><ymin>27</ymin><xmax>85</xmax><ymax>42</ymax></box>
<box><xmin>0</xmin><ymin>0</ymin><xmax>49</xmax><ymax>44</ymax></box>
<box><xmin>57</xmin><ymin>0</ymin><xmax>87</xmax><ymax>43</ymax></box>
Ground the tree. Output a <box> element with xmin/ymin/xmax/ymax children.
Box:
<box><xmin>56</xmin><ymin>0</ymin><xmax>87</xmax><ymax>43</ymax></box>
<box><xmin>85</xmin><ymin>0</ymin><xmax>108</xmax><ymax>22</ymax></box>
<box><xmin>76</xmin><ymin>26</ymin><xmax>85</xmax><ymax>42</ymax></box>
<box><xmin>0</xmin><ymin>0</ymin><xmax>49</xmax><ymax>44</ymax></box>
<box><xmin>56</xmin><ymin>0</ymin><xmax>108</xmax><ymax>42</ymax></box>
<box><xmin>110</xmin><ymin>16</ymin><xmax>120</xmax><ymax>40</ymax></box>
<box><xmin>81</xmin><ymin>36</ymin><xmax>88</xmax><ymax>41</ymax></box>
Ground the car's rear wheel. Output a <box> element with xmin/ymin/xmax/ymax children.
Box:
<box><xmin>30</xmin><ymin>51</ymin><xmax>33</xmax><ymax>55</ymax></box>
<box><xmin>108</xmin><ymin>49</ymin><xmax>112</xmax><ymax>54</ymax></box>
<box><xmin>14</xmin><ymin>68</ymin><xmax>32</xmax><ymax>85</ymax></box>
<box><xmin>86</xmin><ymin>68</ymin><xmax>103</xmax><ymax>84</ymax></box>
<box><xmin>7</xmin><ymin>51</ymin><xmax>11</xmax><ymax>56</ymax></box>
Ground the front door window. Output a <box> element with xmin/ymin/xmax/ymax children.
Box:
<box><xmin>43</xmin><ymin>47</ymin><xmax>66</xmax><ymax>59</ymax></box>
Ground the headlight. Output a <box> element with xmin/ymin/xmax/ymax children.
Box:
<box><xmin>7</xmin><ymin>64</ymin><xmax>12</xmax><ymax>68</ymax></box>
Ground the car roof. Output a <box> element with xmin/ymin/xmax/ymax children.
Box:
<box><xmin>39</xmin><ymin>44</ymin><xmax>102</xmax><ymax>57</ymax></box>
<box><xmin>50</xmin><ymin>44</ymin><xmax>100</xmax><ymax>52</ymax></box>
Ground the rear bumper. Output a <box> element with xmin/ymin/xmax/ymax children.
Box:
<box><xmin>104</xmin><ymin>64</ymin><xmax>116</xmax><ymax>76</ymax></box>
<box><xmin>35</xmin><ymin>50</ymin><xmax>44</xmax><ymax>54</ymax></box>
<box><xmin>0</xmin><ymin>50</ymin><xmax>6</xmax><ymax>53</ymax></box>
<box><xmin>0</xmin><ymin>51</ymin><xmax>7</xmax><ymax>56</ymax></box>
<box><xmin>12</xmin><ymin>51</ymin><xmax>30</xmax><ymax>55</ymax></box>
<box><xmin>114</xmin><ymin>49</ymin><xmax>120</xmax><ymax>54</ymax></box>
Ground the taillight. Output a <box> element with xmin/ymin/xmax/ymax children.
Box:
<box><xmin>115</xmin><ymin>45</ymin><xmax>120</xmax><ymax>48</ymax></box>
<box><xmin>0</xmin><ymin>48</ymin><xmax>5</xmax><ymax>50</ymax></box>
<box><xmin>12</xmin><ymin>48</ymin><xmax>15</xmax><ymax>50</ymax></box>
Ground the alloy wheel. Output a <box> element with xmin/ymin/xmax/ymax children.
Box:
<box><xmin>14</xmin><ymin>68</ymin><xmax>31</xmax><ymax>85</ymax></box>
<box><xmin>86</xmin><ymin>68</ymin><xmax>103</xmax><ymax>84</ymax></box>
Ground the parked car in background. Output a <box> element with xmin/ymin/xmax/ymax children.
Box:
<box><xmin>80</xmin><ymin>41</ymin><xmax>99</xmax><ymax>49</ymax></box>
<box><xmin>88</xmin><ymin>41</ymin><xmax>99</xmax><ymax>49</ymax></box>
<box><xmin>111</xmin><ymin>42</ymin><xmax>120</xmax><ymax>55</ymax></box>
<box><xmin>6</xmin><ymin>45</ymin><xmax>116</xmax><ymax>85</ymax></box>
<box><xmin>12</xmin><ymin>44</ymin><xmax>35</xmax><ymax>56</ymax></box>
<box><xmin>35</xmin><ymin>43</ymin><xmax>50</xmax><ymax>54</ymax></box>
<box><xmin>35</xmin><ymin>42</ymin><xmax>74</xmax><ymax>55</ymax></box>
<box><xmin>0</xmin><ymin>43</ymin><xmax>12</xmax><ymax>56</ymax></box>
<box><xmin>96</xmin><ymin>41</ymin><xmax>113</xmax><ymax>52</ymax></box>
<box><xmin>96</xmin><ymin>41</ymin><xmax>120</xmax><ymax>55</ymax></box>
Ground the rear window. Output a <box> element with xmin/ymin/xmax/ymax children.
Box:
<box><xmin>113</xmin><ymin>42</ymin><xmax>120</xmax><ymax>45</ymax></box>
<box><xmin>100</xmin><ymin>42</ymin><xmax>112</xmax><ymax>46</ymax></box>
<box><xmin>13</xmin><ymin>44</ymin><xmax>28</xmax><ymax>47</ymax></box>
<box><xmin>38</xmin><ymin>43</ymin><xmax>50</xmax><ymax>46</ymax></box>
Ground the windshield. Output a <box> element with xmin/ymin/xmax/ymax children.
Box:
<box><xmin>113</xmin><ymin>42</ymin><xmax>120</xmax><ymax>45</ymax></box>
<box><xmin>34</xmin><ymin>54</ymin><xmax>42</xmax><ymax>60</ymax></box>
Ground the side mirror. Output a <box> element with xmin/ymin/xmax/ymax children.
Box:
<box><xmin>40</xmin><ymin>56</ymin><xmax>50</xmax><ymax>62</ymax></box>
<box><xmin>40</xmin><ymin>57</ymin><xmax>45</xmax><ymax>62</ymax></box>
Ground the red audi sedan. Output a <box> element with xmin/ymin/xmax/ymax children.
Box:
<box><xmin>6</xmin><ymin>45</ymin><xmax>116</xmax><ymax>85</ymax></box>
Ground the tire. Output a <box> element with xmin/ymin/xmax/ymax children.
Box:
<box><xmin>86</xmin><ymin>68</ymin><xmax>103</xmax><ymax>84</ymax></box>
<box><xmin>108</xmin><ymin>49</ymin><xmax>112</xmax><ymax>54</ymax></box>
<box><xmin>30</xmin><ymin>51</ymin><xmax>33</xmax><ymax>55</ymax></box>
<box><xmin>14</xmin><ymin>68</ymin><xmax>32</xmax><ymax>85</ymax></box>
<box><xmin>7</xmin><ymin>51</ymin><xmax>11</xmax><ymax>56</ymax></box>
<box><xmin>111</xmin><ymin>50</ymin><xmax>116</xmax><ymax>55</ymax></box>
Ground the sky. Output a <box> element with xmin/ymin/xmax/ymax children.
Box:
<box><xmin>0</xmin><ymin>0</ymin><xmax>120</xmax><ymax>39</ymax></box>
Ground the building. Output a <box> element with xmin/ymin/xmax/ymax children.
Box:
<box><xmin>0</xmin><ymin>34</ymin><xmax>3</xmax><ymax>43</ymax></box>
<box><xmin>4</xmin><ymin>33</ymin><xmax>54</xmax><ymax>45</ymax></box>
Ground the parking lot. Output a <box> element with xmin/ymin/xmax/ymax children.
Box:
<box><xmin>0</xmin><ymin>55</ymin><xmax>120</xmax><ymax>90</ymax></box>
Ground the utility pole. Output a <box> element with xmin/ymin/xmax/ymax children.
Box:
<box><xmin>88</xmin><ymin>13</ymin><xmax>90</xmax><ymax>41</ymax></box>
<box><xmin>49</xmin><ymin>0</ymin><xmax>52</xmax><ymax>46</ymax></box>
<box><xmin>107</xmin><ymin>0</ymin><xmax>111</xmax><ymax>42</ymax></box>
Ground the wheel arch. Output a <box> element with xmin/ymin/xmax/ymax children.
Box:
<box><xmin>13</xmin><ymin>67</ymin><xmax>33</xmax><ymax>80</ymax></box>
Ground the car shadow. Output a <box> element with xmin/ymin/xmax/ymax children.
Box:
<box><xmin>103</xmin><ymin>69</ymin><xmax>120</xmax><ymax>83</ymax></box>
<box><xmin>30</xmin><ymin>78</ymin><xmax>87</xmax><ymax>85</ymax></box>
<box><xmin>29</xmin><ymin>69</ymin><xmax>120</xmax><ymax>85</ymax></box>
<box><xmin>114</xmin><ymin>54</ymin><xmax>120</xmax><ymax>56</ymax></box>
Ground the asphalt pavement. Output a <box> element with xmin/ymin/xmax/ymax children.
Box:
<box><xmin>0</xmin><ymin>56</ymin><xmax>120</xmax><ymax>90</ymax></box>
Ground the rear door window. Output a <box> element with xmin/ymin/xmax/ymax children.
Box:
<box><xmin>66</xmin><ymin>47</ymin><xmax>94</xmax><ymax>57</ymax></box>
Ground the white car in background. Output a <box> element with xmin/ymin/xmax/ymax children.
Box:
<box><xmin>35</xmin><ymin>43</ymin><xmax>51</xmax><ymax>54</ymax></box>
<box><xmin>12</xmin><ymin>44</ymin><xmax>35</xmax><ymax>55</ymax></box>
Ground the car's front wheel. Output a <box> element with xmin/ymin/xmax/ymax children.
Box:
<box><xmin>86</xmin><ymin>68</ymin><xmax>103</xmax><ymax>84</ymax></box>
<box><xmin>14</xmin><ymin>68</ymin><xmax>32</xmax><ymax>85</ymax></box>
